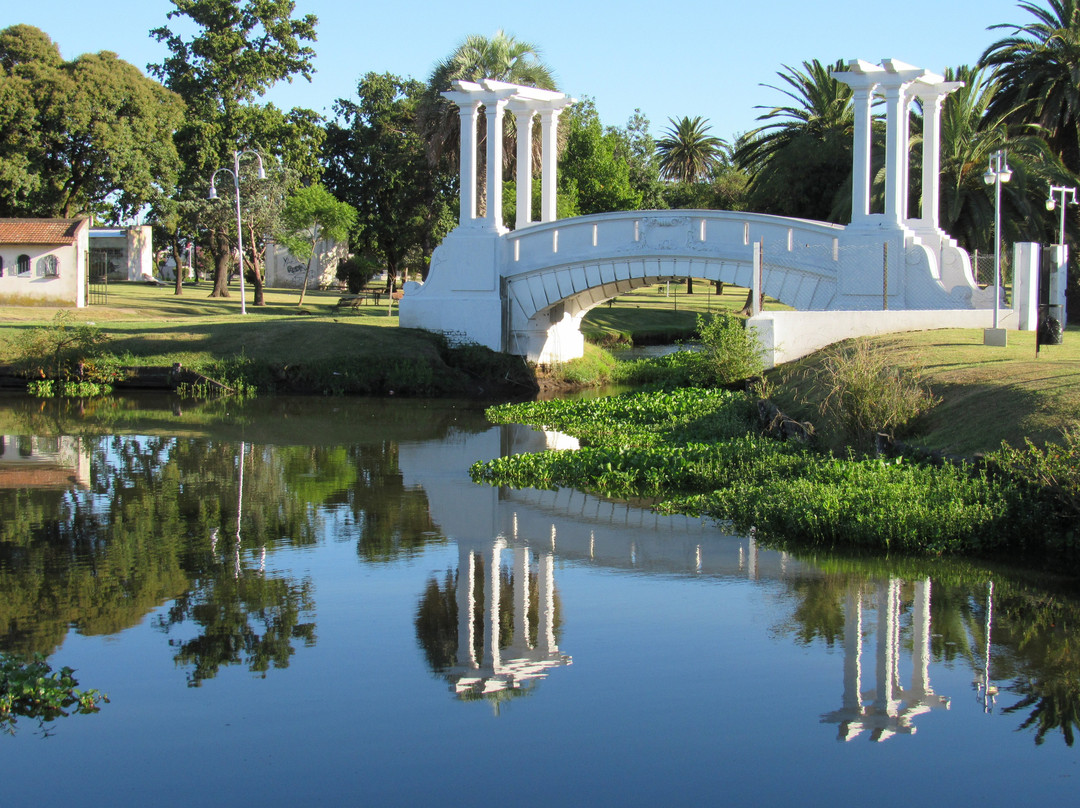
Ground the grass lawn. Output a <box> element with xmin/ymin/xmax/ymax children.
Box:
<box><xmin>0</xmin><ymin>281</ymin><xmax>407</xmax><ymax>369</ymax></box>
<box><xmin>769</xmin><ymin>326</ymin><xmax>1080</xmax><ymax>455</ymax></box>
<box><xmin>581</xmin><ymin>282</ymin><xmax>789</xmax><ymax>344</ymax></box>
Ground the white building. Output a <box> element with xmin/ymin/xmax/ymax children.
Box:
<box><xmin>0</xmin><ymin>218</ymin><xmax>90</xmax><ymax>307</ymax></box>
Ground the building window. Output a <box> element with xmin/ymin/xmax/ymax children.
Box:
<box><xmin>17</xmin><ymin>254</ymin><xmax>31</xmax><ymax>276</ymax></box>
<box><xmin>0</xmin><ymin>256</ymin><xmax>5</xmax><ymax>277</ymax></box>
<box><xmin>37</xmin><ymin>255</ymin><xmax>59</xmax><ymax>278</ymax></box>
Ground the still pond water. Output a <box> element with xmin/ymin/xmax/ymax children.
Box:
<box><xmin>1</xmin><ymin>395</ymin><xmax>1078</xmax><ymax>806</ymax></box>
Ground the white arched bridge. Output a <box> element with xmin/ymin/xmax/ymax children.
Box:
<box><xmin>401</xmin><ymin>63</ymin><xmax>1035</xmax><ymax>365</ymax></box>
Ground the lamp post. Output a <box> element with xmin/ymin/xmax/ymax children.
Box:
<box><xmin>209</xmin><ymin>150</ymin><xmax>267</xmax><ymax>315</ymax></box>
<box><xmin>983</xmin><ymin>149</ymin><xmax>1012</xmax><ymax>334</ymax></box>
<box><xmin>1046</xmin><ymin>185</ymin><xmax>1077</xmax><ymax>246</ymax></box>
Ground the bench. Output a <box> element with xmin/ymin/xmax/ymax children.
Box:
<box><xmin>335</xmin><ymin>290</ymin><xmax>384</xmax><ymax>308</ymax></box>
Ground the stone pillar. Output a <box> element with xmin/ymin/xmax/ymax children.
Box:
<box><xmin>539</xmin><ymin>108</ymin><xmax>562</xmax><ymax>223</ymax></box>
<box><xmin>456</xmin><ymin>99</ymin><xmax>482</xmax><ymax>226</ymax></box>
<box><xmin>512</xmin><ymin>107</ymin><xmax>535</xmax><ymax>230</ymax></box>
<box><xmin>485</xmin><ymin>98</ymin><xmax>509</xmax><ymax>232</ymax></box>
<box><xmin>913</xmin><ymin>83</ymin><xmax>962</xmax><ymax>229</ymax></box>
<box><xmin>850</xmin><ymin>83</ymin><xmax>877</xmax><ymax>222</ymax></box>
<box><xmin>882</xmin><ymin>84</ymin><xmax>909</xmax><ymax>227</ymax></box>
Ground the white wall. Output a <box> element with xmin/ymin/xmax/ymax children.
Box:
<box><xmin>749</xmin><ymin>307</ymin><xmax>1021</xmax><ymax>368</ymax></box>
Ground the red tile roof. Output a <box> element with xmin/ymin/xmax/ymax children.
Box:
<box><xmin>0</xmin><ymin>218</ymin><xmax>87</xmax><ymax>245</ymax></box>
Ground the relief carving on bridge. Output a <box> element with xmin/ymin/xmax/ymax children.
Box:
<box><xmin>624</xmin><ymin>216</ymin><xmax>692</xmax><ymax>253</ymax></box>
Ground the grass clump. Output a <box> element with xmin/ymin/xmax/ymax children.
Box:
<box><xmin>1</xmin><ymin>653</ymin><xmax>108</xmax><ymax>735</ymax></box>
<box><xmin>816</xmin><ymin>338</ymin><xmax>938</xmax><ymax>448</ymax></box>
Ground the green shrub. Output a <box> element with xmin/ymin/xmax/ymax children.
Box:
<box><xmin>693</xmin><ymin>313</ymin><xmax>766</xmax><ymax>385</ymax></box>
<box><xmin>989</xmin><ymin>427</ymin><xmax>1080</xmax><ymax>525</ymax></box>
<box><xmin>336</xmin><ymin>254</ymin><xmax>380</xmax><ymax>294</ymax></box>
<box><xmin>15</xmin><ymin>312</ymin><xmax>114</xmax><ymax>382</ymax></box>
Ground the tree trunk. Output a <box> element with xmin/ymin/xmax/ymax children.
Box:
<box><xmin>686</xmin><ymin>277</ymin><xmax>694</xmax><ymax>294</ymax></box>
<box><xmin>247</xmin><ymin>225</ymin><xmax>265</xmax><ymax>306</ymax></box>
<box><xmin>210</xmin><ymin>237</ymin><xmax>231</xmax><ymax>298</ymax></box>
<box><xmin>171</xmin><ymin>231</ymin><xmax>184</xmax><ymax>296</ymax></box>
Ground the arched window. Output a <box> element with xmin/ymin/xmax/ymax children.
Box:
<box><xmin>17</xmin><ymin>254</ymin><xmax>31</xmax><ymax>275</ymax></box>
<box><xmin>37</xmin><ymin>255</ymin><xmax>59</xmax><ymax>277</ymax></box>
<box><xmin>0</xmin><ymin>255</ymin><xmax>5</xmax><ymax>277</ymax></box>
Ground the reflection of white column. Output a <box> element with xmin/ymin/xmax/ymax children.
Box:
<box><xmin>840</xmin><ymin>586</ymin><xmax>864</xmax><ymax>740</ymax></box>
<box><xmin>872</xmin><ymin>578</ymin><xmax>901</xmax><ymax>739</ymax></box>
<box><xmin>513</xmin><ymin>545</ymin><xmax>531</xmax><ymax>649</ymax></box>
<box><xmin>484</xmin><ymin>539</ymin><xmax>505</xmax><ymax>669</ymax></box>
<box><xmin>747</xmin><ymin>534</ymin><xmax>757</xmax><ymax>580</ymax></box>
<box><xmin>912</xmin><ymin>578</ymin><xmax>931</xmax><ymax>695</ymax></box>
<box><xmin>538</xmin><ymin>552</ymin><xmax>556</xmax><ymax>653</ymax></box>
<box><xmin>512</xmin><ymin>107</ymin><xmax>535</xmax><ymax>230</ymax></box>
<box><xmin>456</xmin><ymin>546</ymin><xmax>477</xmax><ymax>667</ymax></box>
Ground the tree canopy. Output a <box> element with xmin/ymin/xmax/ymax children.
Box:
<box><xmin>0</xmin><ymin>24</ymin><xmax>184</xmax><ymax>221</ymax></box>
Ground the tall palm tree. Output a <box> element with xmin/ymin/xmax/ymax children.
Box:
<box><xmin>980</xmin><ymin>0</ymin><xmax>1080</xmax><ymax>174</ymax></box>
<box><xmin>734</xmin><ymin>59</ymin><xmax>858</xmax><ymax>222</ymax></box>
<box><xmin>656</xmin><ymin>116</ymin><xmax>726</xmax><ymax>183</ymax></box>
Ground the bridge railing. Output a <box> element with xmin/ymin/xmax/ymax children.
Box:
<box><xmin>503</xmin><ymin>209</ymin><xmax>846</xmax><ymax>280</ymax></box>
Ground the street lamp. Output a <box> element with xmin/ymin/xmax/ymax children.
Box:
<box><xmin>1046</xmin><ymin>185</ymin><xmax>1077</xmax><ymax>246</ymax></box>
<box><xmin>983</xmin><ymin>149</ymin><xmax>1012</xmax><ymax>337</ymax></box>
<box><xmin>209</xmin><ymin>150</ymin><xmax>267</xmax><ymax>315</ymax></box>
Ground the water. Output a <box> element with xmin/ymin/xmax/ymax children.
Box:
<box><xmin>1</xmin><ymin>395</ymin><xmax>1077</xmax><ymax>806</ymax></box>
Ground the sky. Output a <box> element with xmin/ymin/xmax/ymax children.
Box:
<box><xmin>11</xmin><ymin>0</ymin><xmax>1034</xmax><ymax>142</ymax></box>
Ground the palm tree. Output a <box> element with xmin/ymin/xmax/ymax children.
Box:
<box><xmin>656</xmin><ymin>116</ymin><xmax>726</xmax><ymax>183</ymax></box>
<box><xmin>980</xmin><ymin>0</ymin><xmax>1080</xmax><ymax>174</ymax></box>
<box><xmin>935</xmin><ymin>66</ymin><xmax>1069</xmax><ymax>255</ymax></box>
<box><xmin>418</xmin><ymin>31</ymin><xmax>557</xmax><ymax>182</ymax></box>
<box><xmin>734</xmin><ymin>59</ymin><xmax>858</xmax><ymax>222</ymax></box>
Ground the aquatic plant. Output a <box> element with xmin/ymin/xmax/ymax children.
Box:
<box><xmin>0</xmin><ymin>654</ymin><xmax>108</xmax><ymax>735</ymax></box>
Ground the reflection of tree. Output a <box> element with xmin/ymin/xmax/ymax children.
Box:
<box><xmin>158</xmin><ymin>560</ymin><xmax>315</xmax><ymax>687</ymax></box>
<box><xmin>342</xmin><ymin>443</ymin><xmax>443</xmax><ymax>562</ymax></box>
<box><xmin>1004</xmin><ymin>673</ymin><xmax>1080</xmax><ymax>746</ymax></box>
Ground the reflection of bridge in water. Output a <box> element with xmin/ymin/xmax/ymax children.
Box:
<box><xmin>401</xmin><ymin>423</ymin><xmax>954</xmax><ymax>731</ymax></box>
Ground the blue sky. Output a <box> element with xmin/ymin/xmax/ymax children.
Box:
<box><xmin>14</xmin><ymin>0</ymin><xmax>1031</xmax><ymax>141</ymax></box>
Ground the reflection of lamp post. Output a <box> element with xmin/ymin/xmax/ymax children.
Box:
<box><xmin>209</xmin><ymin>150</ymin><xmax>267</xmax><ymax>315</ymax></box>
<box><xmin>983</xmin><ymin>150</ymin><xmax>1012</xmax><ymax>335</ymax></box>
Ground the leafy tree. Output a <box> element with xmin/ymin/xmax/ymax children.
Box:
<box><xmin>0</xmin><ymin>25</ymin><xmax>184</xmax><ymax>221</ymax></box>
<box><xmin>276</xmin><ymin>183</ymin><xmax>357</xmax><ymax>305</ymax></box>
<box><xmin>735</xmin><ymin>59</ymin><xmax>858</xmax><ymax>223</ymax></box>
<box><xmin>558</xmin><ymin>98</ymin><xmax>642</xmax><ymax>215</ymax></box>
<box><xmin>324</xmin><ymin>72</ymin><xmax>455</xmax><ymax>290</ymax></box>
<box><xmin>612</xmin><ymin>110</ymin><xmax>667</xmax><ymax>210</ymax></box>
<box><xmin>149</xmin><ymin>0</ymin><xmax>324</xmax><ymax>299</ymax></box>
<box><xmin>657</xmin><ymin>116</ymin><xmax>726</xmax><ymax>183</ymax></box>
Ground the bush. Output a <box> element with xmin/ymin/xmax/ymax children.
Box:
<box><xmin>336</xmin><ymin>255</ymin><xmax>380</xmax><ymax>294</ymax></box>
<box><xmin>816</xmin><ymin>339</ymin><xmax>938</xmax><ymax>447</ymax></box>
<box><xmin>692</xmin><ymin>313</ymin><xmax>766</xmax><ymax>385</ymax></box>
<box><xmin>15</xmin><ymin>312</ymin><xmax>114</xmax><ymax>383</ymax></box>
<box><xmin>989</xmin><ymin>427</ymin><xmax>1080</xmax><ymax>524</ymax></box>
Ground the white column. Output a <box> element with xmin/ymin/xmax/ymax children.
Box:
<box><xmin>850</xmin><ymin>84</ymin><xmax>877</xmax><ymax>222</ymax></box>
<box><xmin>513</xmin><ymin>107</ymin><xmax>535</xmax><ymax>230</ymax></box>
<box><xmin>457</xmin><ymin>100</ymin><xmax>481</xmax><ymax>226</ymax></box>
<box><xmin>485</xmin><ymin>98</ymin><xmax>509</xmax><ymax>231</ymax></box>
<box><xmin>915</xmin><ymin>82</ymin><xmax>962</xmax><ymax>229</ymax></box>
<box><xmin>539</xmin><ymin>108</ymin><xmax>562</xmax><ymax>223</ymax></box>
<box><xmin>883</xmin><ymin>84</ymin><xmax>909</xmax><ymax>226</ymax></box>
